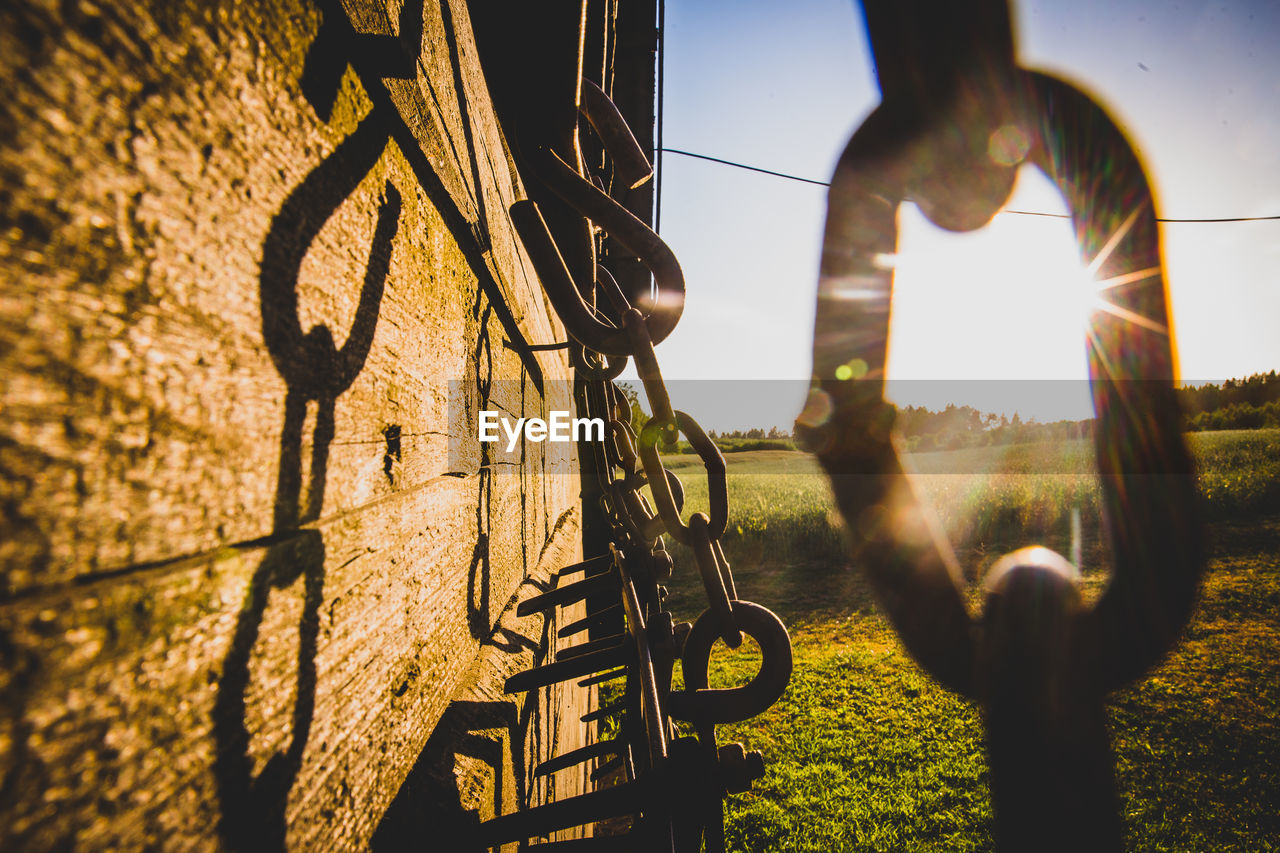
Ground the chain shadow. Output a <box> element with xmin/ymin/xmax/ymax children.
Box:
<box><xmin>314</xmin><ymin>0</ymin><xmax>546</xmax><ymax>392</ymax></box>
<box><xmin>467</xmin><ymin>292</ymin><xmax>496</xmax><ymax>639</ymax></box>
<box><xmin>210</xmin><ymin>92</ymin><xmax>401</xmax><ymax>847</ymax></box>
<box><xmin>369</xmin><ymin>700</ymin><xmax>522</xmax><ymax>852</ymax></box>
<box><xmin>302</xmin><ymin>0</ymin><xmax>424</xmax><ymax>122</ymax></box>
<box><xmin>223</xmin><ymin>2</ymin><xmax>561</xmax><ymax>847</ymax></box>
<box><xmin>372</xmin><ymin>612</ymin><xmax>551</xmax><ymax>852</ymax></box>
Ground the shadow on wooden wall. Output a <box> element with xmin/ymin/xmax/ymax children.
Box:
<box><xmin>0</xmin><ymin>0</ymin><xmax>597</xmax><ymax>844</ymax></box>
<box><xmin>211</xmin><ymin>55</ymin><xmax>403</xmax><ymax>845</ymax></box>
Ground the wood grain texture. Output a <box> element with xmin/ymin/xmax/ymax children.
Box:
<box><xmin>373</xmin><ymin>506</ymin><xmax>597</xmax><ymax>852</ymax></box>
<box><xmin>0</xmin><ymin>0</ymin><xmax>594</xmax><ymax>848</ymax></box>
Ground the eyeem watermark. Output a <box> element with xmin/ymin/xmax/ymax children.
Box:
<box><xmin>479</xmin><ymin>411</ymin><xmax>605</xmax><ymax>452</ymax></box>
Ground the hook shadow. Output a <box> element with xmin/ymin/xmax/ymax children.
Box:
<box><xmin>211</xmin><ymin>61</ymin><xmax>402</xmax><ymax>846</ymax></box>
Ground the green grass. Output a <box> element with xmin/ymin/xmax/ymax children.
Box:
<box><xmin>684</xmin><ymin>622</ymin><xmax>991</xmax><ymax>852</ymax></box>
<box><xmin>646</xmin><ymin>430</ymin><xmax>1280</xmax><ymax>851</ymax></box>
<box><xmin>660</xmin><ymin>430</ymin><xmax>1280</xmax><ymax>608</ymax></box>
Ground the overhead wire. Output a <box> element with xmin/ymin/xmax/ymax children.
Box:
<box><xmin>654</xmin><ymin>0</ymin><xmax>666</xmax><ymax>234</ymax></box>
<box><xmin>658</xmin><ymin>146</ymin><xmax>1280</xmax><ymax>223</ymax></box>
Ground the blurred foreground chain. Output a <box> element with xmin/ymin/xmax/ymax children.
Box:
<box><xmin>797</xmin><ymin>2</ymin><xmax>1205</xmax><ymax>851</ymax></box>
<box><xmin>477</xmin><ymin>77</ymin><xmax>792</xmax><ymax>851</ymax></box>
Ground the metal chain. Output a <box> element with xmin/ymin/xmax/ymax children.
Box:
<box><xmin>798</xmin><ymin>2</ymin><xmax>1205</xmax><ymax>850</ymax></box>
<box><xmin>479</xmin><ymin>79</ymin><xmax>793</xmax><ymax>851</ymax></box>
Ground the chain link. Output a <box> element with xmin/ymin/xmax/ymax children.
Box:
<box><xmin>475</xmin><ymin>5</ymin><xmax>1202</xmax><ymax>848</ymax></box>
<box><xmin>481</xmin><ymin>77</ymin><xmax>792</xmax><ymax>852</ymax></box>
<box><xmin>798</xmin><ymin>2</ymin><xmax>1206</xmax><ymax>850</ymax></box>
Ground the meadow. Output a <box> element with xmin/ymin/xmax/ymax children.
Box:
<box><xmin>651</xmin><ymin>428</ymin><xmax>1280</xmax><ymax>851</ymax></box>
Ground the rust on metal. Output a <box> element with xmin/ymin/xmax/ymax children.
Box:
<box><xmin>802</xmin><ymin>1</ymin><xmax>1205</xmax><ymax>849</ymax></box>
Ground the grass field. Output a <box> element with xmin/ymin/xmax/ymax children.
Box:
<box><xmin>650</xmin><ymin>429</ymin><xmax>1280</xmax><ymax>851</ymax></box>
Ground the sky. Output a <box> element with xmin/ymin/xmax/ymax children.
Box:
<box><xmin>625</xmin><ymin>0</ymin><xmax>1280</xmax><ymax>427</ymax></box>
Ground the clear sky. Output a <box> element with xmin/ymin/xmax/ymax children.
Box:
<box><xmin>629</xmin><ymin>0</ymin><xmax>1280</xmax><ymax>426</ymax></box>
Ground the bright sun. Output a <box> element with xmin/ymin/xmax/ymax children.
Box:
<box><xmin>883</xmin><ymin>165</ymin><xmax>1104</xmax><ymax>422</ymax></box>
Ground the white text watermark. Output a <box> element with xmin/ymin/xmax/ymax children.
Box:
<box><xmin>478</xmin><ymin>411</ymin><xmax>605</xmax><ymax>452</ymax></box>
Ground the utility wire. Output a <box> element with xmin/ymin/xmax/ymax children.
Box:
<box><xmin>660</xmin><ymin>147</ymin><xmax>831</xmax><ymax>187</ymax></box>
<box><xmin>655</xmin><ymin>0</ymin><xmax>666</xmax><ymax>234</ymax></box>
<box><xmin>659</xmin><ymin>146</ymin><xmax>1280</xmax><ymax>223</ymax></box>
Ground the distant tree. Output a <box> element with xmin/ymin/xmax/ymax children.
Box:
<box><xmin>617</xmin><ymin>382</ymin><xmax>648</xmax><ymax>429</ymax></box>
<box><xmin>1176</xmin><ymin>372</ymin><xmax>1280</xmax><ymax>429</ymax></box>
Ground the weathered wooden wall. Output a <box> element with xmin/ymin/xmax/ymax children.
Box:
<box><xmin>0</xmin><ymin>0</ymin><xmax>630</xmax><ymax>848</ymax></box>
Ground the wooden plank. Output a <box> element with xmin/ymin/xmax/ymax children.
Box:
<box><xmin>0</xmin><ymin>473</ymin><xmax>586</xmax><ymax>849</ymax></box>
<box><xmin>372</xmin><ymin>503</ymin><xmax>595</xmax><ymax>852</ymax></box>
<box><xmin>0</xmin><ymin>0</ymin><xmax>595</xmax><ymax>848</ymax></box>
<box><xmin>0</xmin><ymin>0</ymin><xmax>561</xmax><ymax>592</ymax></box>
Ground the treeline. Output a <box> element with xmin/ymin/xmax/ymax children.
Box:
<box><xmin>893</xmin><ymin>372</ymin><xmax>1280</xmax><ymax>450</ymax></box>
<box><xmin>1178</xmin><ymin>371</ymin><xmax>1280</xmax><ymax>431</ymax></box>
<box><xmin>641</xmin><ymin>373</ymin><xmax>1280</xmax><ymax>456</ymax></box>
<box><xmin>697</xmin><ymin>428</ymin><xmax>795</xmax><ymax>454</ymax></box>
<box><xmin>708</xmin><ymin>427</ymin><xmax>789</xmax><ymax>441</ymax></box>
<box><xmin>895</xmin><ymin>405</ymin><xmax>1090</xmax><ymax>452</ymax></box>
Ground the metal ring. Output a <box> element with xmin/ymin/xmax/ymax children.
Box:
<box><xmin>534</xmin><ymin>146</ymin><xmax>684</xmax><ymax>324</ymax></box>
<box><xmin>510</xmin><ymin>199</ymin><xmax>629</xmax><ymax>356</ymax></box>
<box><xmin>809</xmin><ymin>68</ymin><xmax>1203</xmax><ymax>696</ymax></box>
<box><xmin>668</xmin><ymin>601</ymin><xmax>792</xmax><ymax>726</ymax></box>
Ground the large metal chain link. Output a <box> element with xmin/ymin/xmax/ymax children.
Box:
<box><xmin>797</xmin><ymin>2</ymin><xmax>1205</xmax><ymax>850</ymax></box>
<box><xmin>479</xmin><ymin>77</ymin><xmax>792</xmax><ymax>852</ymax></box>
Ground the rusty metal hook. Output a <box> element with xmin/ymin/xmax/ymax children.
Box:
<box><xmin>510</xmin><ymin>197</ymin><xmax>684</xmax><ymax>356</ymax></box>
<box><xmin>579</xmin><ymin>77</ymin><xmax>654</xmax><ymax>190</ymax></box>
<box><xmin>668</xmin><ymin>601</ymin><xmax>792</xmax><ymax>726</ymax></box>
<box><xmin>637</xmin><ymin>412</ymin><xmax>729</xmax><ymax>548</ymax></box>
